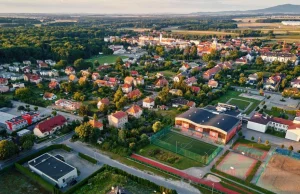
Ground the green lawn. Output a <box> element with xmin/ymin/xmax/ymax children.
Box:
<box><xmin>149</xmin><ymin>70</ymin><xmax>177</xmax><ymax>78</ymax></box>
<box><xmin>138</xmin><ymin>144</ymin><xmax>204</xmax><ymax>169</ymax></box>
<box><xmin>0</xmin><ymin>168</ymin><xmax>48</xmax><ymax>194</ymax></box>
<box><xmin>159</xmin><ymin>131</ymin><xmax>218</xmax><ymax>156</ymax></box>
<box><xmin>85</xmin><ymin>55</ymin><xmax>127</xmax><ymax>64</ymax></box>
<box><xmin>156</xmin><ymin>108</ymin><xmax>181</xmax><ymax>119</ymax></box>
<box><xmin>212</xmin><ymin>90</ymin><xmax>261</xmax><ymax>115</ymax></box>
<box><xmin>228</xmin><ymin>98</ymin><xmax>251</xmax><ymax>110</ymax></box>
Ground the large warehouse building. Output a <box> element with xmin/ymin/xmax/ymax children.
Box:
<box><xmin>175</xmin><ymin>108</ymin><xmax>242</xmax><ymax>144</ymax></box>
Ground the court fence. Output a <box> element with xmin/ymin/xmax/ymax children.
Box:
<box><xmin>150</xmin><ymin>126</ymin><xmax>222</xmax><ymax>165</ymax></box>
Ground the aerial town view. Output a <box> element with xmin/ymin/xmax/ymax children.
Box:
<box><xmin>1</xmin><ymin>1</ymin><xmax>300</xmax><ymax>194</ymax></box>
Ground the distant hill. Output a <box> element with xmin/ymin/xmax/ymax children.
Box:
<box><xmin>193</xmin><ymin>4</ymin><xmax>300</xmax><ymax>15</ymax></box>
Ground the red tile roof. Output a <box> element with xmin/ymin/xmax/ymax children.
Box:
<box><xmin>112</xmin><ymin>111</ymin><xmax>127</xmax><ymax>119</ymax></box>
<box><xmin>35</xmin><ymin>115</ymin><xmax>66</xmax><ymax>133</ymax></box>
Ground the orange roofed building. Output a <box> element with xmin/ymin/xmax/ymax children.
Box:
<box><xmin>108</xmin><ymin>111</ymin><xmax>128</xmax><ymax>128</ymax></box>
<box><xmin>126</xmin><ymin>104</ymin><xmax>143</xmax><ymax>118</ymax></box>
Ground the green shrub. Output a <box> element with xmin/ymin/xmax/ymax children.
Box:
<box><xmin>78</xmin><ymin>152</ymin><xmax>97</xmax><ymax>164</ymax></box>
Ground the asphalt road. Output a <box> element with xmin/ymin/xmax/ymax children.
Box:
<box><xmin>63</xmin><ymin>140</ymin><xmax>200</xmax><ymax>194</ymax></box>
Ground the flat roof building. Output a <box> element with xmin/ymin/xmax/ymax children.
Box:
<box><xmin>28</xmin><ymin>153</ymin><xmax>78</xmax><ymax>188</ymax></box>
<box><xmin>175</xmin><ymin>108</ymin><xmax>242</xmax><ymax>144</ymax></box>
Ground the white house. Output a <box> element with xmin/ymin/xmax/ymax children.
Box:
<box><xmin>43</xmin><ymin>92</ymin><xmax>57</xmax><ymax>100</ymax></box>
<box><xmin>143</xmin><ymin>97</ymin><xmax>155</xmax><ymax>109</ymax></box>
<box><xmin>291</xmin><ymin>77</ymin><xmax>300</xmax><ymax>89</ymax></box>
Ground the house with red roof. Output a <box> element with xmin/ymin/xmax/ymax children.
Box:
<box><xmin>143</xmin><ymin>97</ymin><xmax>155</xmax><ymax>108</ymax></box>
<box><xmin>184</xmin><ymin>76</ymin><xmax>197</xmax><ymax>86</ymax></box>
<box><xmin>24</xmin><ymin>73</ymin><xmax>42</xmax><ymax>84</ymax></box>
<box><xmin>33</xmin><ymin>115</ymin><xmax>67</xmax><ymax>138</ymax></box>
<box><xmin>126</xmin><ymin>104</ymin><xmax>143</xmax><ymax>118</ymax></box>
<box><xmin>191</xmin><ymin>86</ymin><xmax>200</xmax><ymax>94</ymax></box>
<box><xmin>235</xmin><ymin>56</ymin><xmax>248</xmax><ymax>65</ymax></box>
<box><xmin>89</xmin><ymin>119</ymin><xmax>103</xmax><ymax>130</ymax></box>
<box><xmin>65</xmin><ymin>66</ymin><xmax>75</xmax><ymax>75</ymax></box>
<box><xmin>130</xmin><ymin>71</ymin><xmax>139</xmax><ymax>77</ymax></box>
<box><xmin>122</xmin><ymin>83</ymin><xmax>132</xmax><ymax>93</ymax></box>
<box><xmin>0</xmin><ymin>78</ymin><xmax>8</xmax><ymax>86</ymax></box>
<box><xmin>92</xmin><ymin>72</ymin><xmax>100</xmax><ymax>81</ymax></box>
<box><xmin>108</xmin><ymin>111</ymin><xmax>128</xmax><ymax>128</ymax></box>
<box><xmin>208</xmin><ymin>80</ymin><xmax>218</xmax><ymax>88</ymax></box>
<box><xmin>127</xmin><ymin>89</ymin><xmax>142</xmax><ymax>100</ymax></box>
<box><xmin>97</xmin><ymin>98</ymin><xmax>110</xmax><ymax>109</ymax></box>
<box><xmin>155</xmin><ymin>78</ymin><xmax>168</xmax><ymax>88</ymax></box>
<box><xmin>49</xmin><ymin>79</ymin><xmax>59</xmax><ymax>89</ymax></box>
<box><xmin>264</xmin><ymin>74</ymin><xmax>282</xmax><ymax>91</ymax></box>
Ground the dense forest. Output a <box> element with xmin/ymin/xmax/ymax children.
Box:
<box><xmin>0</xmin><ymin>26</ymin><xmax>136</xmax><ymax>63</ymax></box>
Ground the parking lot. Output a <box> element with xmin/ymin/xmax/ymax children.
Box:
<box><xmin>48</xmin><ymin>149</ymin><xmax>102</xmax><ymax>190</ymax></box>
<box><xmin>264</xmin><ymin>93</ymin><xmax>299</xmax><ymax>110</ymax></box>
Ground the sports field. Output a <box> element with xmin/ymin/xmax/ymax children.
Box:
<box><xmin>158</xmin><ymin>131</ymin><xmax>218</xmax><ymax>156</ymax></box>
<box><xmin>227</xmin><ymin>98</ymin><xmax>251</xmax><ymax>110</ymax></box>
<box><xmin>216</xmin><ymin>152</ymin><xmax>258</xmax><ymax>180</ymax></box>
<box><xmin>233</xmin><ymin>143</ymin><xmax>268</xmax><ymax>160</ymax></box>
<box><xmin>212</xmin><ymin>91</ymin><xmax>261</xmax><ymax>115</ymax></box>
<box><xmin>85</xmin><ymin>55</ymin><xmax>127</xmax><ymax>64</ymax></box>
<box><xmin>257</xmin><ymin>154</ymin><xmax>300</xmax><ymax>194</ymax></box>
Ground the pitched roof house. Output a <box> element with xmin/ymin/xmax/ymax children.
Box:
<box><xmin>33</xmin><ymin>115</ymin><xmax>67</xmax><ymax>138</ymax></box>
<box><xmin>108</xmin><ymin>111</ymin><xmax>128</xmax><ymax>128</ymax></box>
<box><xmin>126</xmin><ymin>104</ymin><xmax>143</xmax><ymax>118</ymax></box>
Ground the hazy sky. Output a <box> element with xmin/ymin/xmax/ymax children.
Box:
<box><xmin>0</xmin><ymin>0</ymin><xmax>299</xmax><ymax>14</ymax></box>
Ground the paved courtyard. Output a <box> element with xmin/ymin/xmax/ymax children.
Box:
<box><xmin>48</xmin><ymin>149</ymin><xmax>102</xmax><ymax>183</ymax></box>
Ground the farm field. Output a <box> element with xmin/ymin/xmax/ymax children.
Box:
<box><xmin>85</xmin><ymin>55</ymin><xmax>127</xmax><ymax>64</ymax></box>
<box><xmin>171</xmin><ymin>30</ymin><xmax>238</xmax><ymax>36</ymax></box>
<box><xmin>138</xmin><ymin>144</ymin><xmax>204</xmax><ymax>169</ymax></box>
<box><xmin>257</xmin><ymin>154</ymin><xmax>300</xmax><ymax>194</ymax></box>
<box><xmin>0</xmin><ymin>168</ymin><xmax>48</xmax><ymax>194</ymax></box>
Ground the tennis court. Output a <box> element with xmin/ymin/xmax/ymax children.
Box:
<box><xmin>158</xmin><ymin>131</ymin><xmax>218</xmax><ymax>156</ymax></box>
<box><xmin>233</xmin><ymin>143</ymin><xmax>268</xmax><ymax>160</ymax></box>
<box><xmin>216</xmin><ymin>152</ymin><xmax>258</xmax><ymax>180</ymax></box>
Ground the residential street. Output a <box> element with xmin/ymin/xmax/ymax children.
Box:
<box><xmin>63</xmin><ymin>140</ymin><xmax>200</xmax><ymax>194</ymax></box>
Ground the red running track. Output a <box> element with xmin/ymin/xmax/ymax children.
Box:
<box><xmin>131</xmin><ymin>154</ymin><xmax>239</xmax><ymax>194</ymax></box>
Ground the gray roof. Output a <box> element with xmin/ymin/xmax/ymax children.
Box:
<box><xmin>29</xmin><ymin>153</ymin><xmax>75</xmax><ymax>181</ymax></box>
<box><xmin>176</xmin><ymin>108</ymin><xmax>240</xmax><ymax>132</ymax></box>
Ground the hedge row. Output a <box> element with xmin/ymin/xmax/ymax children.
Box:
<box><xmin>17</xmin><ymin>144</ymin><xmax>72</xmax><ymax>164</ymax></box>
<box><xmin>15</xmin><ymin>163</ymin><xmax>59</xmax><ymax>193</ymax></box>
<box><xmin>245</xmin><ymin>161</ymin><xmax>262</xmax><ymax>182</ymax></box>
<box><xmin>78</xmin><ymin>152</ymin><xmax>97</xmax><ymax>164</ymax></box>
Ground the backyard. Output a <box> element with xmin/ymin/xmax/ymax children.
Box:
<box><xmin>85</xmin><ymin>55</ymin><xmax>127</xmax><ymax>64</ymax></box>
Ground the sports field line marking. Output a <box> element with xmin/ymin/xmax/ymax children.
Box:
<box><xmin>164</xmin><ymin>134</ymin><xmax>174</xmax><ymax>142</ymax></box>
<box><xmin>181</xmin><ymin>139</ymin><xmax>194</xmax><ymax>150</ymax></box>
